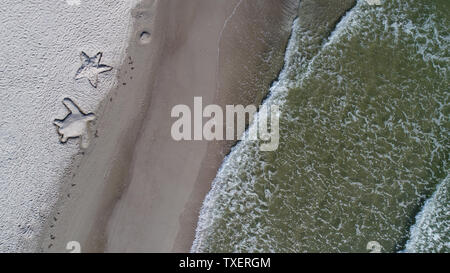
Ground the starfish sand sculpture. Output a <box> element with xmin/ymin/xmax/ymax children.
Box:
<box><xmin>75</xmin><ymin>51</ymin><xmax>112</xmax><ymax>88</ymax></box>
<box><xmin>53</xmin><ymin>98</ymin><xmax>96</xmax><ymax>148</ymax></box>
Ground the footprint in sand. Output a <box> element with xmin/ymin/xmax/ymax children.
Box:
<box><xmin>139</xmin><ymin>31</ymin><xmax>152</xmax><ymax>44</ymax></box>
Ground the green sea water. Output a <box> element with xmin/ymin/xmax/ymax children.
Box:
<box><xmin>193</xmin><ymin>0</ymin><xmax>449</xmax><ymax>253</ymax></box>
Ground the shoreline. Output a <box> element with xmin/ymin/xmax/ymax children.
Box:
<box><xmin>191</xmin><ymin>0</ymin><xmax>358</xmax><ymax>252</ymax></box>
<box><xmin>40</xmin><ymin>0</ymin><xmax>298</xmax><ymax>252</ymax></box>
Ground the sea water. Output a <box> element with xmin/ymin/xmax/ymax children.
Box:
<box><xmin>193</xmin><ymin>0</ymin><xmax>449</xmax><ymax>253</ymax></box>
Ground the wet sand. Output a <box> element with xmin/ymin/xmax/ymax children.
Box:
<box><xmin>40</xmin><ymin>0</ymin><xmax>298</xmax><ymax>252</ymax></box>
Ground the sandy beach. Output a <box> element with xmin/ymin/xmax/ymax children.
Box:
<box><xmin>3</xmin><ymin>0</ymin><xmax>445</xmax><ymax>255</ymax></box>
<box><xmin>0</xmin><ymin>0</ymin><xmax>136</xmax><ymax>252</ymax></box>
<box><xmin>39</xmin><ymin>0</ymin><xmax>298</xmax><ymax>252</ymax></box>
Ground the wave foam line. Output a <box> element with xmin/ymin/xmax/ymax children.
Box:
<box><xmin>403</xmin><ymin>174</ymin><xmax>449</xmax><ymax>253</ymax></box>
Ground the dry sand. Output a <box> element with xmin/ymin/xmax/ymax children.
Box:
<box><xmin>39</xmin><ymin>0</ymin><xmax>298</xmax><ymax>252</ymax></box>
<box><xmin>0</xmin><ymin>0</ymin><xmax>136</xmax><ymax>252</ymax></box>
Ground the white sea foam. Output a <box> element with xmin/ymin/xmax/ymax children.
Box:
<box><xmin>403</xmin><ymin>175</ymin><xmax>449</xmax><ymax>253</ymax></box>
